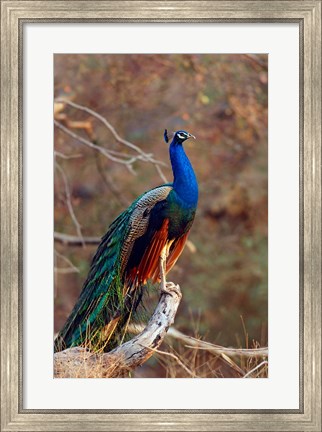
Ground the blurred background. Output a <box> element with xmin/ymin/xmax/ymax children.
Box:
<box><xmin>54</xmin><ymin>54</ymin><xmax>268</xmax><ymax>377</ymax></box>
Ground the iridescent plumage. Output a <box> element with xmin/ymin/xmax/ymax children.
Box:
<box><xmin>54</xmin><ymin>130</ymin><xmax>198</xmax><ymax>352</ymax></box>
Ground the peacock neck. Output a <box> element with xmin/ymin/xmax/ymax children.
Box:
<box><xmin>169</xmin><ymin>141</ymin><xmax>198</xmax><ymax>208</ymax></box>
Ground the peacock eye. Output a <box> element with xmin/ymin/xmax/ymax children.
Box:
<box><xmin>177</xmin><ymin>133</ymin><xmax>186</xmax><ymax>140</ymax></box>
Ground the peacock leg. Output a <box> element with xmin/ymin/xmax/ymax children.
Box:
<box><xmin>159</xmin><ymin>245</ymin><xmax>168</xmax><ymax>293</ymax></box>
<box><xmin>159</xmin><ymin>244</ymin><xmax>181</xmax><ymax>298</ymax></box>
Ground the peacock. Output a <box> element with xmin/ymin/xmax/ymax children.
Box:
<box><xmin>54</xmin><ymin>129</ymin><xmax>198</xmax><ymax>353</ymax></box>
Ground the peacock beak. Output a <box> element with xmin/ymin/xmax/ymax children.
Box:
<box><xmin>187</xmin><ymin>133</ymin><xmax>196</xmax><ymax>140</ymax></box>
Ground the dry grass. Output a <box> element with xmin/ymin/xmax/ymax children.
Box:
<box><xmin>54</xmin><ymin>327</ymin><xmax>268</xmax><ymax>379</ymax></box>
<box><xmin>140</xmin><ymin>338</ymin><xmax>268</xmax><ymax>379</ymax></box>
<box><xmin>132</xmin><ymin>323</ymin><xmax>268</xmax><ymax>378</ymax></box>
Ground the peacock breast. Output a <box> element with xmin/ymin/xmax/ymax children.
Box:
<box><xmin>165</xmin><ymin>191</ymin><xmax>196</xmax><ymax>239</ymax></box>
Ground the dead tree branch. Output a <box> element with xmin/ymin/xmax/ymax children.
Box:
<box><xmin>128</xmin><ymin>325</ymin><xmax>268</xmax><ymax>359</ymax></box>
<box><xmin>54</xmin><ymin>284</ymin><xmax>182</xmax><ymax>378</ymax></box>
<box><xmin>54</xmin><ymin>231</ymin><xmax>197</xmax><ymax>255</ymax></box>
<box><xmin>55</xmin><ymin>120</ymin><xmax>141</xmax><ymax>169</ymax></box>
<box><xmin>55</xmin><ymin>162</ymin><xmax>84</xmax><ymax>243</ymax></box>
<box><xmin>54</xmin><ymin>98</ymin><xmax>168</xmax><ymax>182</ymax></box>
<box><xmin>170</xmin><ymin>328</ymin><xmax>268</xmax><ymax>359</ymax></box>
<box><xmin>54</xmin><ymin>231</ymin><xmax>101</xmax><ymax>246</ymax></box>
<box><xmin>54</xmin><ymin>249</ymin><xmax>80</xmax><ymax>274</ymax></box>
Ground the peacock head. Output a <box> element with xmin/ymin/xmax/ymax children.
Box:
<box><xmin>164</xmin><ymin>129</ymin><xmax>195</xmax><ymax>145</ymax></box>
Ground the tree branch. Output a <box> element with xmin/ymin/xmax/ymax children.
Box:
<box><xmin>54</xmin><ymin>284</ymin><xmax>182</xmax><ymax>378</ymax></box>
<box><xmin>55</xmin><ymin>162</ymin><xmax>84</xmax><ymax>243</ymax></box>
<box><xmin>128</xmin><ymin>325</ymin><xmax>268</xmax><ymax>359</ymax></box>
<box><xmin>171</xmin><ymin>328</ymin><xmax>268</xmax><ymax>358</ymax></box>
<box><xmin>54</xmin><ymin>231</ymin><xmax>197</xmax><ymax>256</ymax></box>
<box><xmin>54</xmin><ymin>231</ymin><xmax>101</xmax><ymax>246</ymax></box>
<box><xmin>54</xmin><ymin>98</ymin><xmax>168</xmax><ymax>182</ymax></box>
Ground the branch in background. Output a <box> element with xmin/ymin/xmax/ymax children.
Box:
<box><xmin>54</xmin><ymin>98</ymin><xmax>168</xmax><ymax>182</ymax></box>
<box><xmin>54</xmin><ymin>249</ymin><xmax>80</xmax><ymax>274</ymax></box>
<box><xmin>128</xmin><ymin>324</ymin><xmax>268</xmax><ymax>359</ymax></box>
<box><xmin>54</xmin><ymin>249</ymin><xmax>80</xmax><ymax>299</ymax></box>
<box><xmin>55</xmin><ymin>120</ymin><xmax>143</xmax><ymax>171</ymax></box>
<box><xmin>54</xmin><ymin>283</ymin><xmax>182</xmax><ymax>378</ymax></box>
<box><xmin>55</xmin><ymin>162</ymin><xmax>84</xmax><ymax>244</ymax></box>
<box><xmin>54</xmin><ymin>150</ymin><xmax>83</xmax><ymax>160</ymax></box>
<box><xmin>94</xmin><ymin>150</ymin><xmax>130</xmax><ymax>207</ymax></box>
<box><xmin>184</xmin><ymin>335</ymin><xmax>267</xmax><ymax>359</ymax></box>
<box><xmin>54</xmin><ymin>231</ymin><xmax>197</xmax><ymax>254</ymax></box>
<box><xmin>54</xmin><ymin>231</ymin><xmax>101</xmax><ymax>246</ymax></box>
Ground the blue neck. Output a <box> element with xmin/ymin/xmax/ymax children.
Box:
<box><xmin>169</xmin><ymin>140</ymin><xmax>198</xmax><ymax>208</ymax></box>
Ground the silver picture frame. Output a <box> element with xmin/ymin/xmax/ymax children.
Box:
<box><xmin>1</xmin><ymin>1</ymin><xmax>321</xmax><ymax>430</ymax></box>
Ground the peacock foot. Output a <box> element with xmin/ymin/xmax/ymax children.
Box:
<box><xmin>160</xmin><ymin>281</ymin><xmax>182</xmax><ymax>299</ymax></box>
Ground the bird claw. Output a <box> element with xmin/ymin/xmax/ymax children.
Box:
<box><xmin>160</xmin><ymin>282</ymin><xmax>182</xmax><ymax>299</ymax></box>
<box><xmin>159</xmin><ymin>245</ymin><xmax>181</xmax><ymax>298</ymax></box>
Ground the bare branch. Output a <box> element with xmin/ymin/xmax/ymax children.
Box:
<box><xmin>175</xmin><ymin>331</ymin><xmax>268</xmax><ymax>359</ymax></box>
<box><xmin>55</xmin><ymin>162</ymin><xmax>84</xmax><ymax>244</ymax></box>
<box><xmin>54</xmin><ymin>249</ymin><xmax>80</xmax><ymax>274</ymax></box>
<box><xmin>54</xmin><ymin>232</ymin><xmax>198</xmax><ymax>259</ymax></box>
<box><xmin>128</xmin><ymin>325</ymin><xmax>268</xmax><ymax>359</ymax></box>
<box><xmin>54</xmin><ymin>98</ymin><xmax>168</xmax><ymax>182</ymax></box>
<box><xmin>55</xmin><ymin>120</ymin><xmax>142</xmax><ymax>167</ymax></box>
<box><xmin>154</xmin><ymin>162</ymin><xmax>168</xmax><ymax>184</ymax></box>
<box><xmin>55</xmin><ymin>268</ymin><xmax>80</xmax><ymax>274</ymax></box>
<box><xmin>54</xmin><ymin>231</ymin><xmax>101</xmax><ymax>246</ymax></box>
<box><xmin>55</xmin><ymin>98</ymin><xmax>165</xmax><ymax>161</ymax></box>
<box><xmin>94</xmin><ymin>151</ymin><xmax>130</xmax><ymax>207</ymax></box>
<box><xmin>54</xmin><ymin>151</ymin><xmax>83</xmax><ymax>160</ymax></box>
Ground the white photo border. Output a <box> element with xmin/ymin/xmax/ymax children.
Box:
<box><xmin>24</xmin><ymin>22</ymin><xmax>299</xmax><ymax>410</ymax></box>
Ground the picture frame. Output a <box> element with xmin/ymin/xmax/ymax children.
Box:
<box><xmin>1</xmin><ymin>1</ymin><xmax>321</xmax><ymax>431</ymax></box>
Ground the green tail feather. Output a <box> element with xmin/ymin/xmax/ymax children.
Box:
<box><xmin>54</xmin><ymin>205</ymin><xmax>139</xmax><ymax>353</ymax></box>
